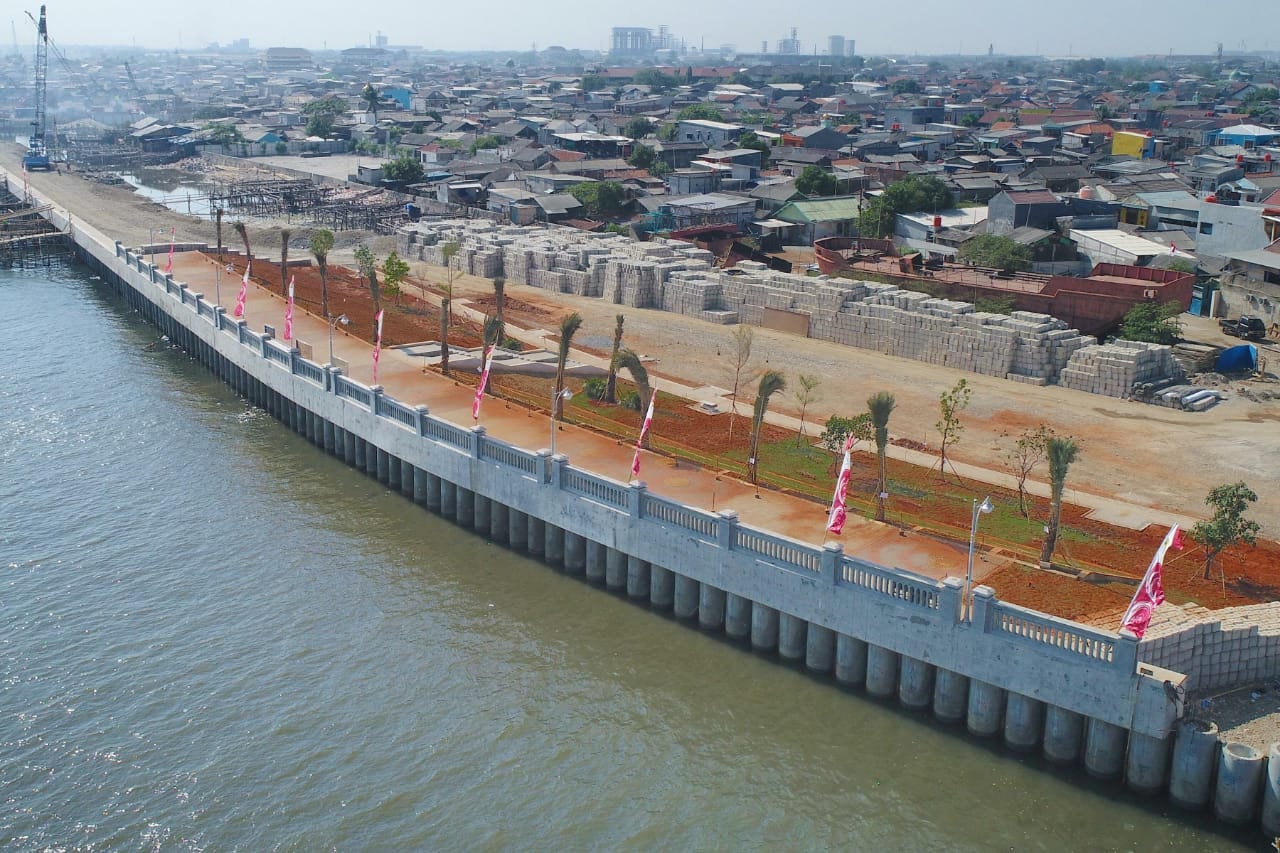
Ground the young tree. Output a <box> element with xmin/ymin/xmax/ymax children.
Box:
<box><xmin>727</xmin><ymin>325</ymin><xmax>754</xmax><ymax>440</ymax></box>
<box><xmin>568</xmin><ymin>181</ymin><xmax>626</xmax><ymax>218</ymax></box>
<box><xmin>868</xmin><ymin>391</ymin><xmax>896</xmax><ymax>522</ymax></box>
<box><xmin>936</xmin><ymin>378</ymin><xmax>971</xmax><ymax>481</ymax></box>
<box><xmin>957</xmin><ymin>234</ymin><xmax>1033</xmax><ymax>271</ymax></box>
<box><xmin>1118</xmin><ymin>302</ymin><xmax>1182</xmax><ymax>345</ymax></box>
<box><xmin>820</xmin><ymin>413</ymin><xmax>873</xmax><ymax>453</ymax></box>
<box><xmin>615</xmin><ymin>348</ymin><xmax>653</xmax><ymax>448</ymax></box>
<box><xmin>1039</xmin><ymin>437</ymin><xmax>1080</xmax><ymax>568</ymax></box>
<box><xmin>675</xmin><ymin>103</ymin><xmax>725</xmax><ymax>122</ymax></box>
<box><xmin>793</xmin><ymin>374</ymin><xmax>821</xmax><ymax>441</ymax></box>
<box><xmin>382</xmin><ymin>150</ymin><xmax>425</xmax><ymax>184</ymax></box>
<box><xmin>1192</xmin><ymin>482</ymin><xmax>1260</xmax><ymax>579</ymax></box>
<box><xmin>606</xmin><ymin>313</ymin><xmax>624</xmax><ymax>404</ymax></box>
<box><xmin>553</xmin><ymin>312</ymin><xmax>584</xmax><ymax>424</ymax></box>
<box><xmin>309</xmin><ymin>228</ymin><xmax>335</xmax><ymax>319</ymax></box>
<box><xmin>795</xmin><ymin>165</ymin><xmax>837</xmax><ymax>197</ymax></box>
<box><xmin>278</xmin><ymin>228</ymin><xmax>291</xmax><ymax>292</ymax></box>
<box><xmin>622</xmin><ymin>116</ymin><xmax>653</xmax><ymax>140</ymax></box>
<box><xmin>382</xmin><ymin>251</ymin><xmax>410</xmax><ymax>305</ymax></box>
<box><xmin>1006</xmin><ymin>424</ymin><xmax>1053</xmax><ymax>518</ymax></box>
<box><xmin>303</xmin><ymin>97</ymin><xmax>347</xmax><ymax>138</ymax></box>
<box><xmin>747</xmin><ymin>370</ymin><xmax>787</xmax><ymax>485</ymax></box>
<box><xmin>353</xmin><ymin>244</ymin><xmax>381</xmax><ymax>313</ymax></box>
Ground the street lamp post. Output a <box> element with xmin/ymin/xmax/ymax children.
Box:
<box><xmin>966</xmin><ymin>496</ymin><xmax>994</xmax><ymax>621</ymax></box>
<box><xmin>327</xmin><ymin>313</ymin><xmax>349</xmax><ymax>365</ymax></box>
<box><xmin>549</xmin><ymin>388</ymin><xmax>573</xmax><ymax>456</ymax></box>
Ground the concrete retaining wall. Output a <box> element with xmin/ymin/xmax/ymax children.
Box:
<box><xmin>1141</xmin><ymin>601</ymin><xmax>1280</xmax><ymax>693</ymax></box>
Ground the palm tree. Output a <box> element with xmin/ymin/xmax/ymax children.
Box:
<box><xmin>362</xmin><ymin>82</ymin><xmax>380</xmax><ymax>123</ymax></box>
<box><xmin>1039</xmin><ymin>437</ymin><xmax>1079</xmax><ymax>568</ymax></box>
<box><xmin>553</xmin><ymin>312</ymin><xmax>584</xmax><ymax>421</ymax></box>
<box><xmin>615</xmin><ymin>347</ymin><xmax>653</xmax><ymax>448</ymax></box>
<box><xmin>606</xmin><ymin>313</ymin><xmax>624</xmax><ymax>404</ymax></box>
<box><xmin>747</xmin><ymin>370</ymin><xmax>786</xmax><ymax>485</ymax></box>
<box><xmin>868</xmin><ymin>391</ymin><xmax>896</xmax><ymax>522</ymax></box>
<box><xmin>309</xmin><ymin>228</ymin><xmax>334</xmax><ymax>319</ymax></box>
<box><xmin>232</xmin><ymin>221</ymin><xmax>251</xmax><ymax>264</ymax></box>
<box><xmin>278</xmin><ymin>228</ymin><xmax>291</xmax><ymax>293</ymax></box>
<box><xmin>439</xmin><ymin>242</ymin><xmax>460</xmax><ymax>375</ymax></box>
<box><xmin>492</xmin><ymin>275</ymin><xmax>506</xmax><ymax>347</ymax></box>
<box><xmin>214</xmin><ymin>208</ymin><xmax>224</xmax><ymax>261</ymax></box>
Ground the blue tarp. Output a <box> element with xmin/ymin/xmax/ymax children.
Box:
<box><xmin>1216</xmin><ymin>344</ymin><xmax>1257</xmax><ymax>373</ymax></box>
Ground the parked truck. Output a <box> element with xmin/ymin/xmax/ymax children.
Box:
<box><xmin>1219</xmin><ymin>315</ymin><xmax>1267</xmax><ymax>340</ymax></box>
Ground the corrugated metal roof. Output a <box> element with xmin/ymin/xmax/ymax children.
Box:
<box><xmin>774</xmin><ymin>197</ymin><xmax>863</xmax><ymax>223</ymax></box>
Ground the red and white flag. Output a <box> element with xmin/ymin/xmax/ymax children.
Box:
<box><xmin>630</xmin><ymin>394</ymin><xmax>655</xmax><ymax>479</ymax></box>
<box><xmin>826</xmin><ymin>434</ymin><xmax>856</xmax><ymax>535</ymax></box>
<box><xmin>472</xmin><ymin>344</ymin><xmax>495</xmax><ymax>421</ymax></box>
<box><xmin>1120</xmin><ymin>525</ymin><xmax>1183</xmax><ymax>638</ymax></box>
<box><xmin>372</xmin><ymin>309</ymin><xmax>385</xmax><ymax>384</ymax></box>
<box><xmin>233</xmin><ymin>261</ymin><xmax>250</xmax><ymax>318</ymax></box>
<box><xmin>164</xmin><ymin>227</ymin><xmax>175</xmax><ymax>274</ymax></box>
<box><xmin>283</xmin><ymin>275</ymin><xmax>295</xmax><ymax>341</ymax></box>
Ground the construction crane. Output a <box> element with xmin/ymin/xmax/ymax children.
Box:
<box><xmin>123</xmin><ymin>60</ymin><xmax>141</xmax><ymax>100</ymax></box>
<box><xmin>21</xmin><ymin>5</ymin><xmax>50</xmax><ymax>171</ymax></box>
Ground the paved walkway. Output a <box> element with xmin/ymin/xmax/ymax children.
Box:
<box><xmin>171</xmin><ymin>253</ymin><xmax>986</xmax><ymax>582</ymax></box>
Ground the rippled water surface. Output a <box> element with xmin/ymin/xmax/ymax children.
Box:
<box><xmin>0</xmin><ymin>266</ymin><xmax>1254</xmax><ymax>850</ymax></box>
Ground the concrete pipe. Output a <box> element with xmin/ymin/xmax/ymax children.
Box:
<box><xmin>455</xmin><ymin>487</ymin><xmax>475</xmax><ymax>529</ymax></box>
<box><xmin>425</xmin><ymin>473</ymin><xmax>442</xmax><ymax>513</ymax></box>
<box><xmin>864</xmin><ymin>644</ymin><xmax>899</xmax><ymax>699</ymax></box>
<box><xmin>778</xmin><ymin>614</ymin><xmax>807</xmax><ymax>663</ymax></box>
<box><xmin>673</xmin><ymin>574</ymin><xmax>699</xmax><ymax>620</ymax></box>
<box><xmin>584</xmin><ymin>540</ymin><xmax>606</xmax><ymax>584</ymax></box>
<box><xmin>400</xmin><ymin>459</ymin><xmax>414</xmax><ymax>498</ymax></box>
<box><xmin>698</xmin><ymin>584</ymin><xmax>726</xmax><ymax>631</ymax></box>
<box><xmin>1213</xmin><ymin>742</ymin><xmax>1265</xmax><ymax>825</ymax></box>
<box><xmin>1003</xmin><ymin>693</ymin><xmax>1044</xmax><ymax>752</ymax></box>
<box><xmin>354</xmin><ymin>437</ymin><xmax>367</xmax><ymax>472</ymax></box>
<box><xmin>1261</xmin><ymin>742</ymin><xmax>1280</xmax><ymax>837</ymax></box>
<box><xmin>604</xmin><ymin>548</ymin><xmax>626</xmax><ymax>591</ymax></box>
<box><xmin>932</xmin><ymin>669</ymin><xmax>968</xmax><ymax>724</ymax></box>
<box><xmin>375</xmin><ymin>448</ymin><xmax>390</xmax><ymax>484</ymax></box>
<box><xmin>966</xmin><ymin>680</ymin><xmax>1004</xmax><ymax>738</ymax></box>
<box><xmin>751</xmin><ymin>604</ymin><xmax>779</xmax><ymax>653</ymax></box>
<box><xmin>724</xmin><ymin>594</ymin><xmax>751</xmax><ymax>641</ymax></box>
<box><xmin>439</xmin><ymin>479</ymin><xmax>457</xmax><ymax>518</ymax></box>
<box><xmin>324</xmin><ymin>420</ymin><xmax>337</xmax><ymax>455</ymax></box>
<box><xmin>1084</xmin><ymin>718</ymin><xmax>1127</xmax><ymax>780</ymax></box>
<box><xmin>1125</xmin><ymin>731</ymin><xmax>1172</xmax><ymax>796</ymax></box>
<box><xmin>645</xmin><ymin>562</ymin><xmax>669</xmax><ymax>607</ymax></box>
<box><xmin>626</xmin><ymin>556</ymin><xmax>650</xmax><ymax>600</ymax></box>
<box><xmin>387</xmin><ymin>454</ymin><xmax>402</xmax><ymax>491</ymax></box>
<box><xmin>563</xmin><ymin>532</ymin><xmax>586</xmax><ymax>575</ymax></box>
<box><xmin>805</xmin><ymin>625</ymin><xmax>835</xmax><ymax>674</ymax></box>
<box><xmin>345</xmin><ymin>431</ymin><xmax>358</xmax><ymax>468</ymax></box>
<box><xmin>412</xmin><ymin>467</ymin><xmax>428</xmax><ymax>505</ymax></box>
<box><xmin>897</xmin><ymin>656</ymin><xmax>934</xmax><ymax>711</ymax></box>
<box><xmin>1042</xmin><ymin>705</ymin><xmax>1084</xmax><ymax>766</ymax></box>
<box><xmin>364</xmin><ymin>441</ymin><xmax>378</xmax><ymax>476</ymax></box>
<box><xmin>1169</xmin><ymin>720</ymin><xmax>1219</xmax><ymax>810</ymax></box>
<box><xmin>834</xmin><ymin>635</ymin><xmax>868</xmax><ymax>687</ymax></box>
<box><xmin>508</xmin><ymin>510</ymin><xmax>528</xmax><ymax>552</ymax></box>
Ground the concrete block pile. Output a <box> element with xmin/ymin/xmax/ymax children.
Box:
<box><xmin>1140</xmin><ymin>601</ymin><xmax>1280</xmax><ymax>692</ymax></box>
<box><xmin>1058</xmin><ymin>339</ymin><xmax>1183</xmax><ymax>398</ymax></box>
<box><xmin>396</xmin><ymin>220</ymin><xmax>1184</xmax><ymax>398</ymax></box>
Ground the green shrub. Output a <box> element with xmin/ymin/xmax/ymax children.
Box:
<box><xmin>618</xmin><ymin>389</ymin><xmax>641</xmax><ymax>411</ymax></box>
<box><xmin>583</xmin><ymin>377</ymin><xmax>608</xmax><ymax>401</ymax></box>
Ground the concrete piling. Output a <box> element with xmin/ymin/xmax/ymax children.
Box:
<box><xmin>897</xmin><ymin>656</ymin><xmax>933</xmax><ymax>710</ymax></box>
<box><xmin>673</xmin><ymin>574</ymin><xmax>699</xmax><ymax>620</ymax></box>
<box><xmin>425</xmin><ymin>472</ymin><xmax>442</xmax><ymax>512</ymax></box>
<box><xmin>626</xmin><ymin>557</ymin><xmax>650</xmax><ymax>600</ymax></box>
<box><xmin>865</xmin><ymin>644</ymin><xmax>898</xmax><ymax>698</ymax></box>
<box><xmin>584</xmin><ymin>540</ymin><xmax>606</xmax><ymax>584</ymax></box>
<box><xmin>376</xmin><ymin>448</ymin><xmax>390</xmax><ymax>484</ymax></box>
<box><xmin>354</xmin><ymin>437</ymin><xmax>367</xmax><ymax>472</ymax></box>
<box><xmin>1125</xmin><ymin>731</ymin><xmax>1171</xmax><ymax>796</ymax></box>
<box><xmin>724</xmin><ymin>594</ymin><xmax>752</xmax><ymax>642</ymax></box>
<box><xmin>604</xmin><ymin>548</ymin><xmax>626</xmax><ymax>591</ymax></box>
<box><xmin>322</xmin><ymin>420</ymin><xmax>335</xmax><ymax>454</ymax></box>
<box><xmin>834</xmin><ymin>635</ymin><xmax>868</xmax><ymax>686</ymax></box>
<box><xmin>412</xmin><ymin>466</ymin><xmax>428</xmax><ymax>505</ymax></box>
<box><xmin>1168</xmin><ymin>720</ymin><xmax>1219</xmax><ymax>810</ymax></box>
<box><xmin>1261</xmin><ymin>743</ymin><xmax>1280</xmax><ymax>837</ymax></box>
<box><xmin>364</xmin><ymin>442</ymin><xmax>378</xmax><ymax>478</ymax></box>
<box><xmin>440</xmin><ymin>479</ymin><xmax>457</xmax><ymax>518</ymax></box>
<box><xmin>698</xmin><ymin>584</ymin><xmax>725</xmax><ymax>631</ymax></box>
<box><xmin>1042</xmin><ymin>706</ymin><xmax>1084</xmax><ymax>766</ymax></box>
<box><xmin>455</xmin><ymin>487</ymin><xmax>474</xmax><ymax>528</ymax></box>
<box><xmin>805</xmin><ymin>624</ymin><xmax>835</xmax><ymax>674</ymax></box>
<box><xmin>778</xmin><ymin>614</ymin><xmax>807</xmax><ymax>663</ymax></box>
<box><xmin>647</xmin><ymin>563</ymin><xmax>671</xmax><ymax>608</ymax></box>
<box><xmin>1213</xmin><ymin>742</ymin><xmax>1264</xmax><ymax>825</ymax></box>
<box><xmin>543</xmin><ymin>523</ymin><xmax>564</xmax><ymax>566</ymax></box>
<box><xmin>563</xmin><ymin>533</ymin><xmax>586</xmax><ymax>576</ymax></box>
<box><xmin>387</xmin><ymin>453</ymin><xmax>402</xmax><ymax>490</ymax></box>
<box><xmin>751</xmin><ymin>605</ymin><xmax>779</xmax><ymax>653</ymax></box>
<box><xmin>473</xmin><ymin>494</ymin><xmax>491</xmax><ymax>534</ymax></box>
<box><xmin>508</xmin><ymin>509</ymin><xmax>528</xmax><ymax>552</ymax></box>
<box><xmin>1084</xmin><ymin>718</ymin><xmax>1127</xmax><ymax>779</ymax></box>
<box><xmin>966</xmin><ymin>680</ymin><xmax>1004</xmax><ymax>738</ymax></box>
<box><xmin>489</xmin><ymin>502</ymin><xmax>509</xmax><ymax>545</ymax></box>
<box><xmin>400</xmin><ymin>459</ymin><xmax>414</xmax><ymax>498</ymax></box>
<box><xmin>527</xmin><ymin>516</ymin><xmax>545</xmax><ymax>557</ymax></box>
<box><xmin>345</xmin><ymin>431</ymin><xmax>358</xmax><ymax>467</ymax></box>
<box><xmin>1003</xmin><ymin>693</ymin><xmax>1044</xmax><ymax>752</ymax></box>
<box><xmin>932</xmin><ymin>668</ymin><xmax>968</xmax><ymax>724</ymax></box>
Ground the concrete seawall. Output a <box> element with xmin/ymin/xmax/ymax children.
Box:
<box><xmin>17</xmin><ymin>173</ymin><xmax>1279</xmax><ymax>839</ymax></box>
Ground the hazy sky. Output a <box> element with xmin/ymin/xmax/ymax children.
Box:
<box><xmin>10</xmin><ymin>0</ymin><xmax>1271</xmax><ymax>58</ymax></box>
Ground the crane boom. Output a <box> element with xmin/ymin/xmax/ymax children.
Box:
<box><xmin>22</xmin><ymin>5</ymin><xmax>50</xmax><ymax>171</ymax></box>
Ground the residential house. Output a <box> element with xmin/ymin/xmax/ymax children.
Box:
<box><xmin>784</xmin><ymin>125</ymin><xmax>849</xmax><ymax>150</ymax></box>
<box><xmin>677</xmin><ymin>119</ymin><xmax>744</xmax><ymax>146</ymax></box>
<box><xmin>1211</xmin><ymin>124</ymin><xmax>1280</xmax><ymax>149</ymax></box>
<box><xmin>663</xmin><ymin>193</ymin><xmax>757</xmax><ymax>230</ymax></box>
<box><xmin>773</xmin><ymin>196</ymin><xmax>864</xmax><ymax>243</ymax></box>
<box><xmin>667</xmin><ymin>169</ymin><xmax>722</xmax><ymax>195</ymax></box>
<box><xmin>986</xmin><ymin>190</ymin><xmax>1065</xmax><ymax>235</ymax></box>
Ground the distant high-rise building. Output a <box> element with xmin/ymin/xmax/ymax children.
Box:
<box><xmin>846</xmin><ymin>39</ymin><xmax>856</xmax><ymax>57</ymax></box>
<box><xmin>611</xmin><ymin>27</ymin><xmax>653</xmax><ymax>58</ymax></box>
<box><xmin>375</xmin><ymin>31</ymin><xmax>388</xmax><ymax>49</ymax></box>
<box><xmin>828</xmin><ymin>35</ymin><xmax>845</xmax><ymax>57</ymax></box>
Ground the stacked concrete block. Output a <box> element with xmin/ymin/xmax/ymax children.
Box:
<box><xmin>1059</xmin><ymin>340</ymin><xmax>1183</xmax><ymax>398</ymax></box>
<box><xmin>1141</xmin><ymin>601</ymin><xmax>1280</xmax><ymax>692</ymax></box>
